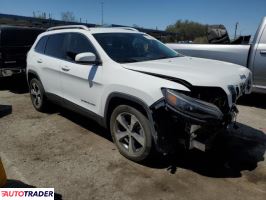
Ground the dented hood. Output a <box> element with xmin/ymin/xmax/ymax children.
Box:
<box><xmin>122</xmin><ymin>56</ymin><xmax>251</xmax><ymax>91</ymax></box>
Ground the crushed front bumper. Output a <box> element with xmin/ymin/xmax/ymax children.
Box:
<box><xmin>150</xmin><ymin>99</ymin><xmax>237</xmax><ymax>153</ymax></box>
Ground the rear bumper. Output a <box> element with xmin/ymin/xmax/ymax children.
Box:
<box><xmin>0</xmin><ymin>67</ymin><xmax>26</xmax><ymax>77</ymax></box>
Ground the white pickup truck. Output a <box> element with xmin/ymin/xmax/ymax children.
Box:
<box><xmin>167</xmin><ymin>17</ymin><xmax>266</xmax><ymax>94</ymax></box>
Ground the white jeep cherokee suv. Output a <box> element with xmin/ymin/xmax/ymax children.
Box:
<box><xmin>27</xmin><ymin>25</ymin><xmax>252</xmax><ymax>162</ymax></box>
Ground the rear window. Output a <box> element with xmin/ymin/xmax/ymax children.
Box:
<box><xmin>35</xmin><ymin>36</ymin><xmax>48</xmax><ymax>53</ymax></box>
<box><xmin>0</xmin><ymin>28</ymin><xmax>43</xmax><ymax>46</ymax></box>
<box><xmin>45</xmin><ymin>33</ymin><xmax>67</xmax><ymax>59</ymax></box>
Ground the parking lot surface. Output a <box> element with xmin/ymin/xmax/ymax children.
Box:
<box><xmin>0</xmin><ymin>78</ymin><xmax>266</xmax><ymax>200</ymax></box>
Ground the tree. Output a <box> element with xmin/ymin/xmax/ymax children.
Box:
<box><xmin>165</xmin><ymin>20</ymin><xmax>208</xmax><ymax>43</ymax></box>
<box><xmin>61</xmin><ymin>11</ymin><xmax>76</xmax><ymax>22</ymax></box>
<box><xmin>132</xmin><ymin>24</ymin><xmax>140</xmax><ymax>28</ymax></box>
<box><xmin>33</xmin><ymin>11</ymin><xmax>47</xmax><ymax>19</ymax></box>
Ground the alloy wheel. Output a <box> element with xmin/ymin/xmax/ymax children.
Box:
<box><xmin>114</xmin><ymin>112</ymin><xmax>146</xmax><ymax>154</ymax></box>
<box><xmin>30</xmin><ymin>82</ymin><xmax>42</xmax><ymax>107</ymax></box>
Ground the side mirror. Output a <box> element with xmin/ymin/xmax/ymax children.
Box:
<box><xmin>75</xmin><ymin>52</ymin><xmax>100</xmax><ymax>64</ymax></box>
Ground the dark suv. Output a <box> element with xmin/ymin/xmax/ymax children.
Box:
<box><xmin>0</xmin><ymin>25</ymin><xmax>44</xmax><ymax>77</ymax></box>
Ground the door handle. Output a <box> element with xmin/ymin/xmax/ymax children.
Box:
<box><xmin>260</xmin><ymin>50</ymin><xmax>266</xmax><ymax>55</ymax></box>
<box><xmin>61</xmin><ymin>66</ymin><xmax>70</xmax><ymax>72</ymax></box>
<box><xmin>37</xmin><ymin>59</ymin><xmax>43</xmax><ymax>63</ymax></box>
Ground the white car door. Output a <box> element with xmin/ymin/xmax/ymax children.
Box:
<box><xmin>253</xmin><ymin>27</ymin><xmax>266</xmax><ymax>88</ymax></box>
<box><xmin>39</xmin><ymin>33</ymin><xmax>68</xmax><ymax>98</ymax></box>
<box><xmin>60</xmin><ymin>32</ymin><xmax>103</xmax><ymax>114</ymax></box>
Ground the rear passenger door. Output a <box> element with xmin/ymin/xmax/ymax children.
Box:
<box><xmin>60</xmin><ymin>32</ymin><xmax>103</xmax><ymax>114</ymax></box>
<box><xmin>41</xmin><ymin>33</ymin><xmax>68</xmax><ymax>98</ymax></box>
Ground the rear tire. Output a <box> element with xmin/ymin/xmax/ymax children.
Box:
<box><xmin>110</xmin><ymin>105</ymin><xmax>153</xmax><ymax>162</ymax></box>
<box><xmin>29</xmin><ymin>78</ymin><xmax>49</xmax><ymax>112</ymax></box>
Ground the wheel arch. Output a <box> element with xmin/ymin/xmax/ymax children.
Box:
<box><xmin>103</xmin><ymin>92</ymin><xmax>162</xmax><ymax>151</ymax></box>
<box><xmin>104</xmin><ymin>92</ymin><xmax>153</xmax><ymax>128</ymax></box>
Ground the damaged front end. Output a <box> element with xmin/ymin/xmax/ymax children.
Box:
<box><xmin>151</xmin><ymin>87</ymin><xmax>238</xmax><ymax>154</ymax></box>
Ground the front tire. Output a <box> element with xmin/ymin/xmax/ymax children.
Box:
<box><xmin>110</xmin><ymin>105</ymin><xmax>153</xmax><ymax>162</ymax></box>
<box><xmin>29</xmin><ymin>78</ymin><xmax>49</xmax><ymax>112</ymax></box>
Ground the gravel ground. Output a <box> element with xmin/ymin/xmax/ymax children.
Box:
<box><xmin>0</xmin><ymin>77</ymin><xmax>266</xmax><ymax>200</ymax></box>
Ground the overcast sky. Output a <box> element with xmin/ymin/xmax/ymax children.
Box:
<box><xmin>0</xmin><ymin>0</ymin><xmax>265</xmax><ymax>37</ymax></box>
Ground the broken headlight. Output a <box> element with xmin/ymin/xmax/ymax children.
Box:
<box><xmin>162</xmin><ymin>88</ymin><xmax>223</xmax><ymax>121</ymax></box>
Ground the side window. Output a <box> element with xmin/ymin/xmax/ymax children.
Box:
<box><xmin>259</xmin><ymin>27</ymin><xmax>266</xmax><ymax>44</ymax></box>
<box><xmin>66</xmin><ymin>33</ymin><xmax>97</xmax><ymax>61</ymax></box>
<box><xmin>35</xmin><ymin>36</ymin><xmax>48</xmax><ymax>53</ymax></box>
<box><xmin>45</xmin><ymin>33</ymin><xmax>67</xmax><ymax>59</ymax></box>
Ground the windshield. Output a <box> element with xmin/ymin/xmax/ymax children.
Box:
<box><xmin>93</xmin><ymin>33</ymin><xmax>181</xmax><ymax>63</ymax></box>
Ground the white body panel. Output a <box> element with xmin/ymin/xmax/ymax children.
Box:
<box><xmin>123</xmin><ymin>57</ymin><xmax>250</xmax><ymax>89</ymax></box>
<box><xmin>28</xmin><ymin>52</ymin><xmax>63</xmax><ymax>97</ymax></box>
<box><xmin>27</xmin><ymin>27</ymin><xmax>252</xmax><ymax>119</ymax></box>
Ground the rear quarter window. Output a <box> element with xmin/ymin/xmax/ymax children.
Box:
<box><xmin>35</xmin><ymin>36</ymin><xmax>48</xmax><ymax>54</ymax></box>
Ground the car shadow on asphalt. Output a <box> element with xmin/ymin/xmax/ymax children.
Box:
<box><xmin>58</xmin><ymin>107</ymin><xmax>266</xmax><ymax>178</ymax></box>
<box><xmin>0</xmin><ymin>76</ymin><xmax>29</xmax><ymax>94</ymax></box>
<box><xmin>58</xmin><ymin>108</ymin><xmax>113</xmax><ymax>142</ymax></box>
<box><xmin>0</xmin><ymin>104</ymin><xmax>12</xmax><ymax>118</ymax></box>
<box><xmin>3</xmin><ymin>179</ymin><xmax>63</xmax><ymax>200</ymax></box>
<box><xmin>145</xmin><ymin>122</ymin><xmax>266</xmax><ymax>178</ymax></box>
<box><xmin>238</xmin><ymin>93</ymin><xmax>266</xmax><ymax>109</ymax></box>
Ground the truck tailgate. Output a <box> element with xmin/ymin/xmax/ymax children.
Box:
<box><xmin>166</xmin><ymin>43</ymin><xmax>251</xmax><ymax>66</ymax></box>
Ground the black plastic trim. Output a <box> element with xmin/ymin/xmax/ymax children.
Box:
<box><xmin>27</xmin><ymin>69</ymin><xmax>41</xmax><ymax>84</ymax></box>
<box><xmin>104</xmin><ymin>92</ymin><xmax>153</xmax><ymax>125</ymax></box>
<box><xmin>46</xmin><ymin>92</ymin><xmax>105</xmax><ymax>126</ymax></box>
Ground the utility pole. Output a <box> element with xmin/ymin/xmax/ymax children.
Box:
<box><xmin>101</xmin><ymin>2</ymin><xmax>104</xmax><ymax>26</ymax></box>
<box><xmin>234</xmin><ymin>22</ymin><xmax>239</xmax><ymax>40</ymax></box>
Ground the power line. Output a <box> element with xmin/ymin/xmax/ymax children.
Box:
<box><xmin>234</xmin><ymin>22</ymin><xmax>239</xmax><ymax>40</ymax></box>
<box><xmin>101</xmin><ymin>1</ymin><xmax>104</xmax><ymax>26</ymax></box>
